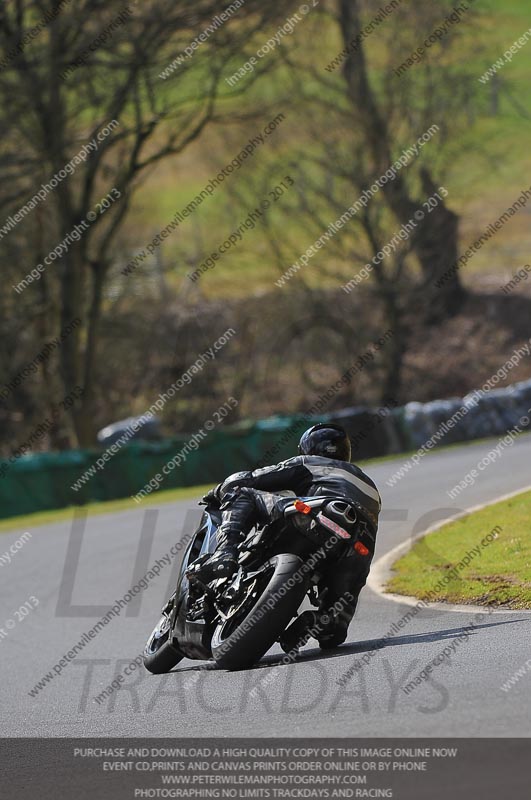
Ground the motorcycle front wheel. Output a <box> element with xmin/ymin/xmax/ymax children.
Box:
<box><xmin>143</xmin><ymin>611</ymin><xmax>184</xmax><ymax>674</ymax></box>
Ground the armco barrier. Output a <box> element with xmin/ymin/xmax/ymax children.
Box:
<box><xmin>1</xmin><ymin>378</ymin><xmax>531</xmax><ymax>520</ymax></box>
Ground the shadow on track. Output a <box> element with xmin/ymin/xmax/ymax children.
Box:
<box><xmin>165</xmin><ymin>616</ymin><xmax>528</xmax><ymax>675</ymax></box>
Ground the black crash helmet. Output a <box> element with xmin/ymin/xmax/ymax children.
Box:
<box><xmin>298</xmin><ymin>423</ymin><xmax>351</xmax><ymax>462</ymax></box>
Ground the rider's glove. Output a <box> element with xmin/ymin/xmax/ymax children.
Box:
<box><xmin>200</xmin><ymin>484</ymin><xmax>222</xmax><ymax>507</ymax></box>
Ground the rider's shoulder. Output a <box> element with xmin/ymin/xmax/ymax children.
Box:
<box><xmin>300</xmin><ymin>455</ymin><xmax>374</xmax><ymax>478</ymax></box>
<box><xmin>297</xmin><ymin>453</ymin><xmax>349</xmax><ymax>467</ymax></box>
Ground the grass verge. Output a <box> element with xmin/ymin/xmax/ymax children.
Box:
<box><xmin>386</xmin><ymin>489</ymin><xmax>531</xmax><ymax>608</ymax></box>
<box><xmin>0</xmin><ymin>484</ymin><xmax>213</xmax><ymax>535</ymax></box>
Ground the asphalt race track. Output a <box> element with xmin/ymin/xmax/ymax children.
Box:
<box><xmin>2</xmin><ymin>435</ymin><xmax>531</xmax><ymax>738</ymax></box>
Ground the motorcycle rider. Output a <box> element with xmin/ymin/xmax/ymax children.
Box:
<box><xmin>188</xmin><ymin>423</ymin><xmax>381</xmax><ymax>650</ymax></box>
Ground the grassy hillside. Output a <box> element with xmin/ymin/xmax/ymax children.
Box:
<box><xmin>112</xmin><ymin>0</ymin><xmax>531</xmax><ymax>300</ymax></box>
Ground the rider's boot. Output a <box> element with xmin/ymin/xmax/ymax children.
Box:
<box><xmin>279</xmin><ymin>611</ymin><xmax>319</xmax><ymax>655</ymax></box>
<box><xmin>316</xmin><ymin>601</ymin><xmax>357</xmax><ymax>649</ymax></box>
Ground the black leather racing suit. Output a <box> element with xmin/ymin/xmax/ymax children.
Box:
<box><xmin>214</xmin><ymin>455</ymin><xmax>381</xmax><ymax>645</ymax></box>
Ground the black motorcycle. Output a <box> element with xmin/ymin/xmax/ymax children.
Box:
<box><xmin>143</xmin><ymin>495</ymin><xmax>373</xmax><ymax>672</ymax></box>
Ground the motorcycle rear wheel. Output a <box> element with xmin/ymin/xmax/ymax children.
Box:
<box><xmin>211</xmin><ymin>553</ymin><xmax>308</xmax><ymax>670</ymax></box>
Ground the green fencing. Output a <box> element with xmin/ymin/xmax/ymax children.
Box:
<box><xmin>5</xmin><ymin>377</ymin><xmax>529</xmax><ymax>521</ymax></box>
<box><xmin>0</xmin><ymin>416</ymin><xmax>314</xmax><ymax>520</ymax></box>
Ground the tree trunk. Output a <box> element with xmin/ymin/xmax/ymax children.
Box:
<box><xmin>380</xmin><ymin>288</ymin><xmax>406</xmax><ymax>404</ymax></box>
<box><xmin>77</xmin><ymin>263</ymin><xmax>108</xmax><ymax>447</ymax></box>
<box><xmin>339</xmin><ymin>0</ymin><xmax>466</xmax><ymax>319</ymax></box>
<box><xmin>59</xmin><ymin>245</ymin><xmax>92</xmax><ymax>447</ymax></box>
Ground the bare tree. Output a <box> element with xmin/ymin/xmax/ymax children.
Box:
<box><xmin>338</xmin><ymin>0</ymin><xmax>494</xmax><ymax>321</ymax></box>
<box><xmin>0</xmin><ymin>0</ymin><xmax>296</xmax><ymax>445</ymax></box>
